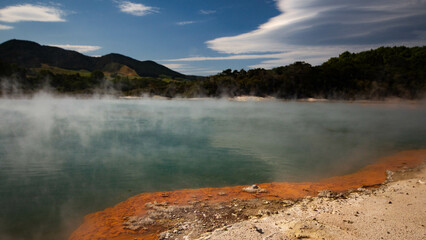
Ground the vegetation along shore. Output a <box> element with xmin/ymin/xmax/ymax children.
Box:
<box><xmin>1</xmin><ymin>40</ymin><xmax>425</xmax><ymax>100</ymax></box>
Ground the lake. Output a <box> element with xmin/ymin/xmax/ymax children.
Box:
<box><xmin>0</xmin><ymin>96</ymin><xmax>425</xmax><ymax>240</ymax></box>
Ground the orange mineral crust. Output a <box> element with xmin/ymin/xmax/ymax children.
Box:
<box><xmin>69</xmin><ymin>149</ymin><xmax>426</xmax><ymax>240</ymax></box>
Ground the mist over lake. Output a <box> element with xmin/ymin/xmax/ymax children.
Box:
<box><xmin>0</xmin><ymin>96</ymin><xmax>425</xmax><ymax>240</ymax></box>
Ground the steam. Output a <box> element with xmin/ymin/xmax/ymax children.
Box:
<box><xmin>0</xmin><ymin>94</ymin><xmax>425</xmax><ymax>239</ymax></box>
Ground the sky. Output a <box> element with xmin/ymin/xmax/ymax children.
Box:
<box><xmin>0</xmin><ymin>0</ymin><xmax>425</xmax><ymax>76</ymax></box>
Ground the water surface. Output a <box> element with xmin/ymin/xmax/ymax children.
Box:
<box><xmin>0</xmin><ymin>97</ymin><xmax>425</xmax><ymax>239</ymax></box>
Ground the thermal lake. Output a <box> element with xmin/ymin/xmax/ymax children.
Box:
<box><xmin>0</xmin><ymin>96</ymin><xmax>425</xmax><ymax>240</ymax></box>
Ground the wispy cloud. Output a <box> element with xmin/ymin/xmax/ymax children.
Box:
<box><xmin>202</xmin><ymin>0</ymin><xmax>426</xmax><ymax>68</ymax></box>
<box><xmin>176</xmin><ymin>21</ymin><xmax>195</xmax><ymax>26</ymax></box>
<box><xmin>163</xmin><ymin>63</ymin><xmax>186</xmax><ymax>69</ymax></box>
<box><xmin>163</xmin><ymin>48</ymin><xmax>345</xmax><ymax>69</ymax></box>
<box><xmin>162</xmin><ymin>63</ymin><xmax>219</xmax><ymax>76</ymax></box>
<box><xmin>165</xmin><ymin>53</ymin><xmax>288</xmax><ymax>62</ymax></box>
<box><xmin>0</xmin><ymin>4</ymin><xmax>65</xmax><ymax>23</ymax></box>
<box><xmin>48</xmin><ymin>44</ymin><xmax>102</xmax><ymax>53</ymax></box>
<box><xmin>117</xmin><ymin>1</ymin><xmax>158</xmax><ymax>16</ymax></box>
<box><xmin>0</xmin><ymin>24</ymin><xmax>13</xmax><ymax>30</ymax></box>
<box><xmin>207</xmin><ymin>0</ymin><xmax>426</xmax><ymax>54</ymax></box>
<box><xmin>200</xmin><ymin>10</ymin><xmax>216</xmax><ymax>15</ymax></box>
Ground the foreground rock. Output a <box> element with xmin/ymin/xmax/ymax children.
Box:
<box><xmin>242</xmin><ymin>184</ymin><xmax>268</xmax><ymax>193</ymax></box>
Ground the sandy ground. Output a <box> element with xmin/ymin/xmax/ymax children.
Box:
<box><xmin>142</xmin><ymin>164</ymin><xmax>426</xmax><ymax>240</ymax></box>
<box><xmin>190</xmin><ymin>165</ymin><xmax>426</xmax><ymax>240</ymax></box>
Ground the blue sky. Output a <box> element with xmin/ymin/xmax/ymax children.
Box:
<box><xmin>0</xmin><ymin>0</ymin><xmax>425</xmax><ymax>76</ymax></box>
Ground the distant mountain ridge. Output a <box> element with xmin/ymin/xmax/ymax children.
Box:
<box><xmin>0</xmin><ymin>39</ymin><xmax>185</xmax><ymax>78</ymax></box>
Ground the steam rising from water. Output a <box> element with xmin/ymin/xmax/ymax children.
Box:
<box><xmin>0</xmin><ymin>94</ymin><xmax>425</xmax><ymax>239</ymax></box>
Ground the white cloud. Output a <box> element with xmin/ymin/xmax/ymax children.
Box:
<box><xmin>176</xmin><ymin>21</ymin><xmax>195</xmax><ymax>26</ymax></box>
<box><xmin>0</xmin><ymin>4</ymin><xmax>65</xmax><ymax>23</ymax></box>
<box><xmin>163</xmin><ymin>63</ymin><xmax>186</xmax><ymax>69</ymax></box>
<box><xmin>162</xmin><ymin>63</ymin><xmax>219</xmax><ymax>76</ymax></box>
<box><xmin>0</xmin><ymin>24</ymin><xmax>13</xmax><ymax>30</ymax></box>
<box><xmin>165</xmin><ymin>53</ymin><xmax>288</xmax><ymax>62</ymax></box>
<box><xmin>201</xmin><ymin>0</ymin><xmax>426</xmax><ymax>68</ymax></box>
<box><xmin>117</xmin><ymin>1</ymin><xmax>158</xmax><ymax>16</ymax></box>
<box><xmin>162</xmin><ymin>63</ymin><xmax>197</xmax><ymax>73</ymax></box>
<box><xmin>48</xmin><ymin>44</ymin><xmax>102</xmax><ymax>53</ymax></box>
<box><xmin>200</xmin><ymin>10</ymin><xmax>216</xmax><ymax>15</ymax></box>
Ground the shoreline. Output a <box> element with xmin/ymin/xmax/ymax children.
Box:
<box><xmin>1</xmin><ymin>93</ymin><xmax>425</xmax><ymax>106</ymax></box>
<box><xmin>119</xmin><ymin>95</ymin><xmax>425</xmax><ymax>104</ymax></box>
<box><xmin>69</xmin><ymin>149</ymin><xmax>426</xmax><ymax>240</ymax></box>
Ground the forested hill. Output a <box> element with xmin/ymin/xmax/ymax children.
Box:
<box><xmin>0</xmin><ymin>39</ymin><xmax>185</xmax><ymax>78</ymax></box>
<box><xmin>205</xmin><ymin>46</ymin><xmax>426</xmax><ymax>99</ymax></box>
<box><xmin>0</xmin><ymin>43</ymin><xmax>425</xmax><ymax>99</ymax></box>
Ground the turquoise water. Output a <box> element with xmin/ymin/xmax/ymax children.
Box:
<box><xmin>0</xmin><ymin>97</ymin><xmax>425</xmax><ymax>239</ymax></box>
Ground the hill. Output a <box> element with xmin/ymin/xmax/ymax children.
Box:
<box><xmin>0</xmin><ymin>39</ymin><xmax>185</xmax><ymax>78</ymax></box>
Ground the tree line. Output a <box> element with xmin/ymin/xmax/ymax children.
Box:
<box><xmin>1</xmin><ymin>46</ymin><xmax>425</xmax><ymax>99</ymax></box>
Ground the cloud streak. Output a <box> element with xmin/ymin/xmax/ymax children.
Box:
<box><xmin>48</xmin><ymin>44</ymin><xmax>102</xmax><ymax>53</ymax></box>
<box><xmin>190</xmin><ymin>0</ymin><xmax>426</xmax><ymax>69</ymax></box>
<box><xmin>117</xmin><ymin>1</ymin><xmax>158</xmax><ymax>16</ymax></box>
<box><xmin>0</xmin><ymin>24</ymin><xmax>13</xmax><ymax>30</ymax></box>
<box><xmin>176</xmin><ymin>21</ymin><xmax>195</xmax><ymax>26</ymax></box>
<box><xmin>164</xmin><ymin>47</ymin><xmax>347</xmax><ymax>69</ymax></box>
<box><xmin>200</xmin><ymin>10</ymin><xmax>216</xmax><ymax>15</ymax></box>
<box><xmin>0</xmin><ymin>4</ymin><xmax>65</xmax><ymax>23</ymax></box>
<box><xmin>165</xmin><ymin>53</ymin><xmax>289</xmax><ymax>61</ymax></box>
<box><xmin>162</xmin><ymin>63</ymin><xmax>220</xmax><ymax>75</ymax></box>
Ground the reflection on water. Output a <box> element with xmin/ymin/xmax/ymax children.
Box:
<box><xmin>0</xmin><ymin>96</ymin><xmax>425</xmax><ymax>240</ymax></box>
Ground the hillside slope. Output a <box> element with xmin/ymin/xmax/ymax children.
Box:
<box><xmin>0</xmin><ymin>39</ymin><xmax>184</xmax><ymax>78</ymax></box>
